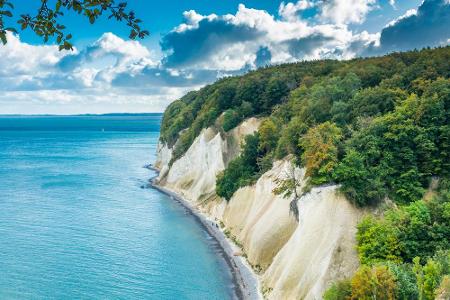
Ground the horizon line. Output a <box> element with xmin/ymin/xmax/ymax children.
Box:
<box><xmin>0</xmin><ymin>112</ymin><xmax>164</xmax><ymax>117</ymax></box>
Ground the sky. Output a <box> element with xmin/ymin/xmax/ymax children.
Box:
<box><xmin>0</xmin><ymin>0</ymin><xmax>449</xmax><ymax>114</ymax></box>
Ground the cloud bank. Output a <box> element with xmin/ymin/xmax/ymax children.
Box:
<box><xmin>0</xmin><ymin>0</ymin><xmax>448</xmax><ymax>114</ymax></box>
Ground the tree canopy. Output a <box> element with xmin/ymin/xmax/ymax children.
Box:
<box><xmin>0</xmin><ymin>0</ymin><xmax>148</xmax><ymax>49</ymax></box>
<box><xmin>161</xmin><ymin>46</ymin><xmax>450</xmax><ymax>207</ymax></box>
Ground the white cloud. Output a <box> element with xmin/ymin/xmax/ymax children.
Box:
<box><xmin>2</xmin><ymin>0</ymin><xmax>447</xmax><ymax>114</ymax></box>
<box><xmin>320</xmin><ymin>0</ymin><xmax>378</xmax><ymax>24</ymax></box>
<box><xmin>160</xmin><ymin>3</ymin><xmax>369</xmax><ymax>70</ymax></box>
<box><xmin>0</xmin><ymin>32</ymin><xmax>71</xmax><ymax>77</ymax></box>
<box><xmin>0</xmin><ymin>32</ymin><xmax>192</xmax><ymax>114</ymax></box>
<box><xmin>279</xmin><ymin>0</ymin><xmax>315</xmax><ymax>21</ymax></box>
<box><xmin>174</xmin><ymin>10</ymin><xmax>218</xmax><ymax>32</ymax></box>
<box><xmin>386</xmin><ymin>8</ymin><xmax>417</xmax><ymax>27</ymax></box>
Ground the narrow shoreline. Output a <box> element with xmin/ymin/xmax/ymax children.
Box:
<box><xmin>147</xmin><ymin>167</ymin><xmax>260</xmax><ymax>300</ymax></box>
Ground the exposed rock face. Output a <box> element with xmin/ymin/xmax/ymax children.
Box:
<box><xmin>155</xmin><ymin>118</ymin><xmax>362</xmax><ymax>299</ymax></box>
<box><xmin>154</xmin><ymin>141</ymin><xmax>172</xmax><ymax>177</ymax></box>
<box><xmin>157</xmin><ymin>117</ymin><xmax>261</xmax><ymax>203</ymax></box>
<box><xmin>217</xmin><ymin>160</ymin><xmax>303</xmax><ymax>271</ymax></box>
<box><xmin>262</xmin><ymin>185</ymin><xmax>361</xmax><ymax>299</ymax></box>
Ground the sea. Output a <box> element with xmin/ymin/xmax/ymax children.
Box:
<box><xmin>0</xmin><ymin>114</ymin><xmax>234</xmax><ymax>299</ymax></box>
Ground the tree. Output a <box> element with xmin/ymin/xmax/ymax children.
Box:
<box><xmin>222</xmin><ymin>109</ymin><xmax>241</xmax><ymax>132</ymax></box>
<box><xmin>422</xmin><ymin>258</ymin><xmax>442</xmax><ymax>300</ymax></box>
<box><xmin>262</xmin><ymin>75</ymin><xmax>289</xmax><ymax>112</ymax></box>
<box><xmin>0</xmin><ymin>0</ymin><xmax>148</xmax><ymax>49</ymax></box>
<box><xmin>216</xmin><ymin>134</ymin><xmax>261</xmax><ymax>200</ymax></box>
<box><xmin>275</xmin><ymin>116</ymin><xmax>307</xmax><ymax>160</ymax></box>
<box><xmin>258</xmin><ymin>118</ymin><xmax>279</xmax><ymax>153</ymax></box>
<box><xmin>323</xmin><ymin>280</ymin><xmax>352</xmax><ymax>300</ymax></box>
<box><xmin>300</xmin><ymin>121</ymin><xmax>342</xmax><ymax>185</ymax></box>
<box><xmin>273</xmin><ymin>163</ymin><xmax>302</xmax><ymax>220</ymax></box>
<box><xmin>333</xmin><ymin>149</ymin><xmax>386</xmax><ymax>206</ymax></box>
<box><xmin>387</xmin><ymin>262</ymin><xmax>419</xmax><ymax>299</ymax></box>
<box><xmin>350</xmin><ymin>265</ymin><xmax>397</xmax><ymax>300</ymax></box>
<box><xmin>436</xmin><ymin>275</ymin><xmax>450</xmax><ymax>300</ymax></box>
<box><xmin>349</xmin><ymin>87</ymin><xmax>407</xmax><ymax>121</ymax></box>
<box><xmin>356</xmin><ymin>215</ymin><xmax>402</xmax><ymax>265</ymax></box>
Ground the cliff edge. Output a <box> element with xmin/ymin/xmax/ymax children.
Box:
<box><xmin>154</xmin><ymin>119</ymin><xmax>363</xmax><ymax>300</ymax></box>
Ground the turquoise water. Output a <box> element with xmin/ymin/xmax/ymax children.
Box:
<box><xmin>0</xmin><ymin>115</ymin><xmax>234</xmax><ymax>299</ymax></box>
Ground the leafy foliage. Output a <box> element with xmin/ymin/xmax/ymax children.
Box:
<box><xmin>350</xmin><ymin>265</ymin><xmax>397</xmax><ymax>300</ymax></box>
<box><xmin>0</xmin><ymin>0</ymin><xmax>148</xmax><ymax>49</ymax></box>
<box><xmin>334</xmin><ymin>77</ymin><xmax>450</xmax><ymax>206</ymax></box>
<box><xmin>323</xmin><ymin>280</ymin><xmax>352</xmax><ymax>300</ymax></box>
<box><xmin>357</xmin><ymin>191</ymin><xmax>450</xmax><ymax>265</ymax></box>
<box><xmin>222</xmin><ymin>109</ymin><xmax>241</xmax><ymax>132</ymax></box>
<box><xmin>161</xmin><ymin>46</ymin><xmax>450</xmax><ymax>203</ymax></box>
<box><xmin>325</xmin><ymin>251</ymin><xmax>450</xmax><ymax>300</ymax></box>
<box><xmin>326</xmin><ymin>185</ymin><xmax>449</xmax><ymax>300</ymax></box>
<box><xmin>356</xmin><ymin>215</ymin><xmax>402</xmax><ymax>265</ymax></box>
<box><xmin>216</xmin><ymin>133</ymin><xmax>262</xmax><ymax>200</ymax></box>
<box><xmin>300</xmin><ymin>121</ymin><xmax>342</xmax><ymax>185</ymax></box>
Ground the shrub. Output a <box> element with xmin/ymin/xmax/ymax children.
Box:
<box><xmin>356</xmin><ymin>216</ymin><xmax>402</xmax><ymax>265</ymax></box>
<box><xmin>216</xmin><ymin>134</ymin><xmax>261</xmax><ymax>200</ymax></box>
<box><xmin>300</xmin><ymin>121</ymin><xmax>342</xmax><ymax>185</ymax></box>
<box><xmin>222</xmin><ymin>109</ymin><xmax>241</xmax><ymax>132</ymax></box>
<box><xmin>350</xmin><ymin>265</ymin><xmax>397</xmax><ymax>300</ymax></box>
<box><xmin>323</xmin><ymin>280</ymin><xmax>352</xmax><ymax>300</ymax></box>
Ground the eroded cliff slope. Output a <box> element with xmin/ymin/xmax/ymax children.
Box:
<box><xmin>154</xmin><ymin>119</ymin><xmax>363</xmax><ymax>299</ymax></box>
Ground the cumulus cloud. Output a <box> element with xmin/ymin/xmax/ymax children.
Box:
<box><xmin>279</xmin><ymin>0</ymin><xmax>315</xmax><ymax>21</ymax></box>
<box><xmin>160</xmin><ymin>0</ymin><xmax>449</xmax><ymax>72</ymax></box>
<box><xmin>160</xmin><ymin>3</ymin><xmax>364</xmax><ymax>71</ymax></box>
<box><xmin>0</xmin><ymin>32</ymin><xmax>197</xmax><ymax>113</ymax></box>
<box><xmin>1</xmin><ymin>0</ymin><xmax>449</xmax><ymax>114</ymax></box>
<box><xmin>320</xmin><ymin>0</ymin><xmax>378</xmax><ymax>24</ymax></box>
<box><xmin>161</xmin><ymin>10</ymin><xmax>263</xmax><ymax>70</ymax></box>
<box><xmin>376</xmin><ymin>0</ymin><xmax>450</xmax><ymax>53</ymax></box>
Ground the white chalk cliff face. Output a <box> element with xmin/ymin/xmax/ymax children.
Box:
<box><xmin>155</xmin><ymin>118</ymin><xmax>362</xmax><ymax>299</ymax></box>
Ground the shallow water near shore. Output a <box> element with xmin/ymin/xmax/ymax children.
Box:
<box><xmin>0</xmin><ymin>115</ymin><xmax>234</xmax><ymax>299</ymax></box>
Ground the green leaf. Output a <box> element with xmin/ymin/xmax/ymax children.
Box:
<box><xmin>1</xmin><ymin>10</ymin><xmax>13</xmax><ymax>17</ymax></box>
<box><xmin>129</xmin><ymin>30</ymin><xmax>137</xmax><ymax>39</ymax></box>
<box><xmin>0</xmin><ymin>32</ymin><xmax>7</xmax><ymax>45</ymax></box>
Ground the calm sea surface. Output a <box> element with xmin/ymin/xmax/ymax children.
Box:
<box><xmin>0</xmin><ymin>115</ymin><xmax>233</xmax><ymax>299</ymax></box>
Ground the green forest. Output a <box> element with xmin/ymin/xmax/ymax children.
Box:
<box><xmin>160</xmin><ymin>46</ymin><xmax>450</xmax><ymax>299</ymax></box>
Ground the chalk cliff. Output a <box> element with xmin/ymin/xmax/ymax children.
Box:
<box><xmin>154</xmin><ymin>118</ymin><xmax>362</xmax><ymax>299</ymax></box>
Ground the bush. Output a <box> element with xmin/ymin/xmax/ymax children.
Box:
<box><xmin>300</xmin><ymin>121</ymin><xmax>342</xmax><ymax>185</ymax></box>
<box><xmin>356</xmin><ymin>216</ymin><xmax>402</xmax><ymax>265</ymax></box>
<box><xmin>333</xmin><ymin>150</ymin><xmax>386</xmax><ymax>206</ymax></box>
<box><xmin>258</xmin><ymin>118</ymin><xmax>279</xmax><ymax>153</ymax></box>
<box><xmin>323</xmin><ymin>280</ymin><xmax>352</xmax><ymax>300</ymax></box>
<box><xmin>436</xmin><ymin>275</ymin><xmax>450</xmax><ymax>300</ymax></box>
<box><xmin>216</xmin><ymin>134</ymin><xmax>261</xmax><ymax>200</ymax></box>
<box><xmin>386</xmin><ymin>262</ymin><xmax>419</xmax><ymax>299</ymax></box>
<box><xmin>350</xmin><ymin>265</ymin><xmax>397</xmax><ymax>300</ymax></box>
<box><xmin>222</xmin><ymin>109</ymin><xmax>241</xmax><ymax>132</ymax></box>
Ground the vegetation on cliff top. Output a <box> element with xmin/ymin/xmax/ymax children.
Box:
<box><xmin>324</xmin><ymin>180</ymin><xmax>450</xmax><ymax>300</ymax></box>
<box><xmin>160</xmin><ymin>46</ymin><xmax>450</xmax><ymax>299</ymax></box>
<box><xmin>161</xmin><ymin>46</ymin><xmax>449</xmax><ymax>206</ymax></box>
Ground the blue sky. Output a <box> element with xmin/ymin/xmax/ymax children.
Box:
<box><xmin>0</xmin><ymin>0</ymin><xmax>448</xmax><ymax>114</ymax></box>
